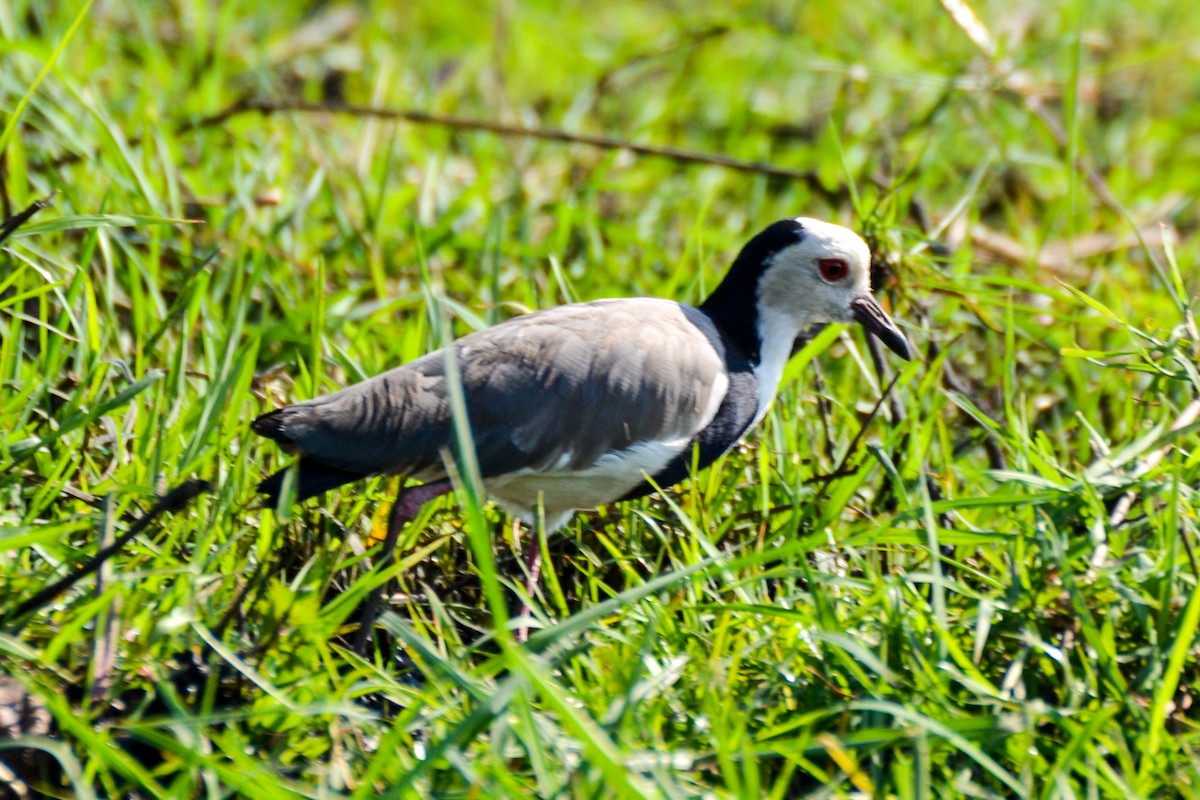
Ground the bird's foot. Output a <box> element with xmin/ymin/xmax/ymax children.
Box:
<box><xmin>389</xmin><ymin>479</ymin><xmax>455</xmax><ymax>530</ymax></box>
<box><xmin>514</xmin><ymin>520</ymin><xmax>544</xmax><ymax>644</ymax></box>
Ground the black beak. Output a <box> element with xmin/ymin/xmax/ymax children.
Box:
<box><xmin>850</xmin><ymin>296</ymin><xmax>912</xmax><ymax>361</ymax></box>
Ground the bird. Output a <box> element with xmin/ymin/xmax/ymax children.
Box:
<box><xmin>252</xmin><ymin>217</ymin><xmax>912</xmax><ymax>641</ymax></box>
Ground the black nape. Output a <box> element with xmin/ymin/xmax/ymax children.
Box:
<box><xmin>698</xmin><ymin>219</ymin><xmax>806</xmax><ymax>364</ymax></box>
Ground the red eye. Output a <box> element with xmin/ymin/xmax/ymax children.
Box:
<box><xmin>818</xmin><ymin>258</ymin><xmax>849</xmax><ymax>282</ymax></box>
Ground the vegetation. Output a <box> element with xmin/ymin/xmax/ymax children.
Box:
<box><xmin>3</xmin><ymin>1</ymin><xmax>1200</xmax><ymax>797</ymax></box>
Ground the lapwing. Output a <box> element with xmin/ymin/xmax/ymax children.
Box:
<box><xmin>252</xmin><ymin>217</ymin><xmax>912</xmax><ymax>641</ymax></box>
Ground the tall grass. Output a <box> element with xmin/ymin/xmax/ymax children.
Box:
<box><xmin>2</xmin><ymin>1</ymin><xmax>1200</xmax><ymax>797</ymax></box>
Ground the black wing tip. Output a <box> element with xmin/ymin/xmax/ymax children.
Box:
<box><xmin>251</xmin><ymin>408</ymin><xmax>291</xmax><ymax>441</ymax></box>
<box><xmin>257</xmin><ymin>460</ymin><xmax>365</xmax><ymax>504</ymax></box>
<box><xmin>256</xmin><ymin>469</ymin><xmax>288</xmax><ymax>502</ymax></box>
<box><xmin>253</xmin><ymin>407</ymin><xmax>365</xmax><ymax>503</ymax></box>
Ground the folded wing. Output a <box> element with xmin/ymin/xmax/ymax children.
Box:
<box><xmin>253</xmin><ymin>299</ymin><xmax>730</xmax><ymax>500</ymax></box>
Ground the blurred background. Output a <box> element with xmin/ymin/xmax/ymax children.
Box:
<box><xmin>4</xmin><ymin>1</ymin><xmax>1200</xmax><ymax>797</ymax></box>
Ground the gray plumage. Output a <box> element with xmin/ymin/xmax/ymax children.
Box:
<box><xmin>253</xmin><ymin>216</ymin><xmax>912</xmax><ymax>533</ymax></box>
<box><xmin>255</xmin><ymin>298</ymin><xmax>729</xmax><ymax>524</ymax></box>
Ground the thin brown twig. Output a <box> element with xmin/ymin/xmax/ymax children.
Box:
<box><xmin>213</xmin><ymin>99</ymin><xmax>833</xmax><ymax>186</ymax></box>
<box><xmin>933</xmin><ymin>341</ymin><xmax>1006</xmax><ymax>470</ymax></box>
<box><xmin>812</xmin><ymin>370</ymin><xmax>905</xmax><ymax>502</ymax></box>
<box><xmin>865</xmin><ymin>331</ymin><xmax>906</xmax><ymax>425</ymax></box>
<box><xmin>3</xmin><ymin>479</ymin><xmax>212</xmax><ymax>627</ymax></box>
<box><xmin>16</xmin><ymin>469</ymin><xmax>101</xmax><ymax>507</ymax></box>
<box><xmin>89</xmin><ymin>495</ymin><xmax>118</xmax><ymax>706</ymax></box>
<box><xmin>938</xmin><ymin>0</ymin><xmax>1163</xmax><ymax>272</ymax></box>
<box><xmin>969</xmin><ymin>222</ymin><xmax>1173</xmax><ymax>277</ymax></box>
<box><xmin>0</xmin><ymin>152</ymin><xmax>11</xmax><ymax>220</ymax></box>
<box><xmin>938</xmin><ymin>0</ymin><xmax>1121</xmax><ymax>210</ymax></box>
<box><xmin>47</xmin><ymin>97</ymin><xmax>842</xmax><ymax>199</ymax></box>
<box><xmin>1108</xmin><ymin>398</ymin><xmax>1200</xmax><ymax>530</ymax></box>
<box><xmin>1013</xmin><ymin>91</ymin><xmax>1126</xmax><ymax>215</ymax></box>
<box><xmin>938</xmin><ymin>2</ymin><xmax>1197</xmax><ymax>538</ymax></box>
<box><xmin>0</xmin><ymin>192</ymin><xmax>55</xmax><ymax>246</ymax></box>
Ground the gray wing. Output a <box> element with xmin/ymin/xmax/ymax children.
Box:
<box><xmin>262</xmin><ymin>298</ymin><xmax>728</xmax><ymax>480</ymax></box>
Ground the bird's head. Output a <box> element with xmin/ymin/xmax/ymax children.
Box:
<box><xmin>753</xmin><ymin>218</ymin><xmax>911</xmax><ymax>360</ymax></box>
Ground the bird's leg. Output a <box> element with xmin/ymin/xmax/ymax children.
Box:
<box><xmin>390</xmin><ymin>479</ymin><xmax>456</xmax><ymax>528</ymax></box>
<box><xmin>520</xmin><ymin>533</ymin><xmax>544</xmax><ymax>644</ymax></box>
<box><xmin>354</xmin><ymin>478</ymin><xmax>454</xmax><ymax>655</ymax></box>
<box><xmin>513</xmin><ymin>518</ymin><xmax>544</xmax><ymax>644</ymax></box>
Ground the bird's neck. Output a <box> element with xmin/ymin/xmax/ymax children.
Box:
<box><xmin>701</xmin><ymin>282</ymin><xmax>810</xmax><ymax>426</ymax></box>
<box><xmin>751</xmin><ymin>307</ymin><xmax>805</xmax><ymax>425</ymax></box>
<box><xmin>699</xmin><ymin>274</ymin><xmax>764</xmax><ymax>364</ymax></box>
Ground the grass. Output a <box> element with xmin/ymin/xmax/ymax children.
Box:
<box><xmin>2</xmin><ymin>0</ymin><xmax>1200</xmax><ymax>797</ymax></box>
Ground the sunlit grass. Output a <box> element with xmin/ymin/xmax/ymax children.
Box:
<box><xmin>3</xmin><ymin>1</ymin><xmax>1200</xmax><ymax>797</ymax></box>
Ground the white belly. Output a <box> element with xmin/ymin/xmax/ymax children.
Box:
<box><xmin>484</xmin><ymin>436</ymin><xmax>690</xmax><ymax>531</ymax></box>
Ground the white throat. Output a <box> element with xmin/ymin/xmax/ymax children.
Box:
<box><xmin>751</xmin><ymin>308</ymin><xmax>800</xmax><ymax>426</ymax></box>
